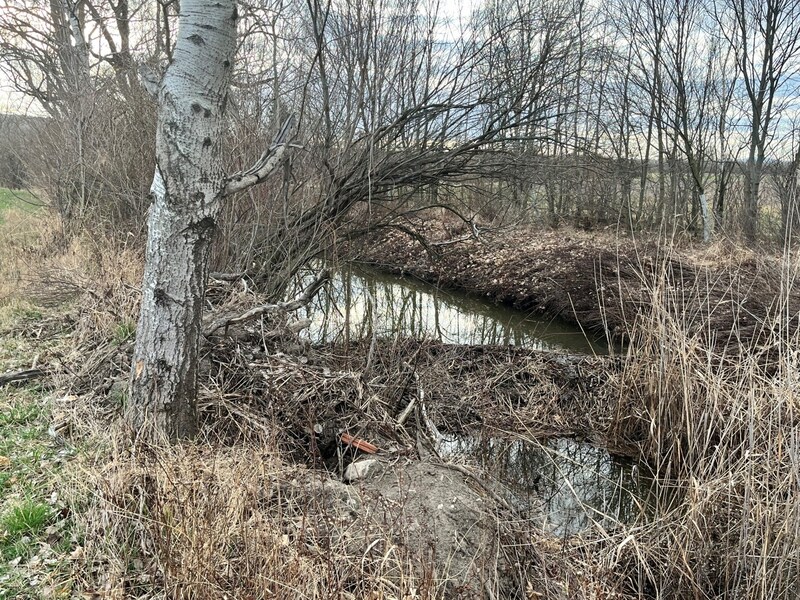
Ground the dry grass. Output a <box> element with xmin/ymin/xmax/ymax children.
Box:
<box><xmin>65</xmin><ymin>423</ymin><xmax>466</xmax><ymax>599</ymax></box>
<box><xmin>7</xmin><ymin>212</ymin><xmax>800</xmax><ymax>599</ymax></box>
<box><xmin>0</xmin><ymin>199</ymin><xmax>49</xmax><ymax>304</ymax></box>
<box><xmin>556</xmin><ymin>247</ymin><xmax>800</xmax><ymax>600</ymax></box>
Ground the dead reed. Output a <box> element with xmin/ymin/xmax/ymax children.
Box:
<box><xmin>589</xmin><ymin>246</ymin><xmax>800</xmax><ymax>599</ymax></box>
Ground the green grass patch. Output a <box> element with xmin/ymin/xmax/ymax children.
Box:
<box><xmin>0</xmin><ymin>302</ymin><xmax>43</xmax><ymax>333</ymax></box>
<box><xmin>1</xmin><ymin>502</ymin><xmax>53</xmax><ymax>546</ymax></box>
<box><xmin>10</xmin><ymin>305</ymin><xmax>44</xmax><ymax>322</ymax></box>
<box><xmin>113</xmin><ymin>320</ymin><xmax>136</xmax><ymax>344</ymax></box>
<box><xmin>0</xmin><ymin>385</ymin><xmax>77</xmax><ymax>599</ymax></box>
<box><xmin>0</xmin><ymin>187</ymin><xmax>42</xmax><ymax>218</ymax></box>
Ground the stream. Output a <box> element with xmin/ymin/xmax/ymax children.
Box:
<box><xmin>293</xmin><ymin>264</ymin><xmax>655</xmax><ymax>535</ymax></box>
<box><xmin>298</xmin><ymin>263</ymin><xmax>607</xmax><ymax>353</ymax></box>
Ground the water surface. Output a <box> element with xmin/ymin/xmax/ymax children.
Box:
<box><xmin>297</xmin><ymin>264</ymin><xmax>606</xmax><ymax>353</ymax></box>
<box><xmin>439</xmin><ymin>435</ymin><xmax>653</xmax><ymax>536</ymax></box>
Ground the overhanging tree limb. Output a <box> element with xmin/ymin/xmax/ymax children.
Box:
<box><xmin>223</xmin><ymin>115</ymin><xmax>295</xmax><ymax>196</ymax></box>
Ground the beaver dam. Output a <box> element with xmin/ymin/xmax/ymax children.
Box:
<box><xmin>284</xmin><ymin>265</ymin><xmax>657</xmax><ymax>538</ymax></box>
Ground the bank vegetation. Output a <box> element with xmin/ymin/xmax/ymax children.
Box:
<box><xmin>1</xmin><ymin>198</ymin><xmax>798</xmax><ymax>597</ymax></box>
<box><xmin>2</xmin><ymin>0</ymin><xmax>800</xmax><ymax>597</ymax></box>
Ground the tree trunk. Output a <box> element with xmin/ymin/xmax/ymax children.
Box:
<box><xmin>714</xmin><ymin>160</ymin><xmax>732</xmax><ymax>229</ymax></box>
<box><xmin>743</xmin><ymin>155</ymin><xmax>763</xmax><ymax>243</ymax></box>
<box><xmin>699</xmin><ymin>191</ymin><xmax>711</xmax><ymax>243</ymax></box>
<box><xmin>128</xmin><ymin>0</ymin><xmax>236</xmax><ymax>440</ymax></box>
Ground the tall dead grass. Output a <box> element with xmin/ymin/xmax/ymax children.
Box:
<box><xmin>67</xmin><ymin>424</ymin><xmax>454</xmax><ymax>600</ymax></box>
<box><xmin>0</xmin><ymin>203</ymin><xmax>52</xmax><ymax>305</ymax></box>
<box><xmin>594</xmin><ymin>246</ymin><xmax>800</xmax><ymax>599</ymax></box>
<box><xmin>0</xmin><ymin>202</ymin><xmax>142</xmax><ymax>327</ymax></box>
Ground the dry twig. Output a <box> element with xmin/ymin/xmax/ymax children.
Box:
<box><xmin>203</xmin><ymin>270</ymin><xmax>329</xmax><ymax>336</ymax></box>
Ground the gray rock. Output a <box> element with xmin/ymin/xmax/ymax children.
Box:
<box><xmin>343</xmin><ymin>459</ymin><xmax>383</xmax><ymax>482</ymax></box>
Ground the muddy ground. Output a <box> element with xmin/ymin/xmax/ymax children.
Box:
<box><xmin>351</xmin><ymin>223</ymin><xmax>800</xmax><ymax>351</ymax></box>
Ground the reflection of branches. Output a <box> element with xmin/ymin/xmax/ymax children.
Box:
<box><xmin>446</xmin><ymin>436</ymin><xmax>645</xmax><ymax>534</ymax></box>
<box><xmin>298</xmin><ymin>265</ymin><xmax>592</xmax><ymax>350</ymax></box>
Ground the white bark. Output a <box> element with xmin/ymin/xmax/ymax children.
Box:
<box><xmin>699</xmin><ymin>191</ymin><xmax>712</xmax><ymax>244</ymax></box>
<box><xmin>128</xmin><ymin>0</ymin><xmax>237</xmax><ymax>440</ymax></box>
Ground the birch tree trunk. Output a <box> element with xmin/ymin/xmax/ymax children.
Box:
<box><xmin>128</xmin><ymin>0</ymin><xmax>236</xmax><ymax>440</ymax></box>
<box><xmin>699</xmin><ymin>191</ymin><xmax>711</xmax><ymax>243</ymax></box>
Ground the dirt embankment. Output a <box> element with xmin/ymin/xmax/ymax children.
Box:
<box><xmin>353</xmin><ymin>224</ymin><xmax>800</xmax><ymax>349</ymax></box>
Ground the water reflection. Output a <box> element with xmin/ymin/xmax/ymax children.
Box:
<box><xmin>294</xmin><ymin>265</ymin><xmax>605</xmax><ymax>353</ymax></box>
<box><xmin>439</xmin><ymin>435</ymin><xmax>653</xmax><ymax>536</ymax></box>
<box><xmin>288</xmin><ymin>265</ymin><xmax>652</xmax><ymax>535</ymax></box>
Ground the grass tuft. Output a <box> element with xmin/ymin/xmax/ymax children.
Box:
<box><xmin>1</xmin><ymin>502</ymin><xmax>52</xmax><ymax>541</ymax></box>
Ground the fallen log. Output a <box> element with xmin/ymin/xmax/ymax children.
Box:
<box><xmin>0</xmin><ymin>368</ymin><xmax>45</xmax><ymax>387</ymax></box>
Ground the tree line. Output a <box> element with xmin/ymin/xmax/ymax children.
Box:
<box><xmin>3</xmin><ymin>0</ymin><xmax>800</xmax><ymax>247</ymax></box>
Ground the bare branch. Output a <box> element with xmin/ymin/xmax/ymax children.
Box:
<box><xmin>203</xmin><ymin>269</ymin><xmax>329</xmax><ymax>336</ymax></box>
<box><xmin>0</xmin><ymin>369</ymin><xmax>45</xmax><ymax>387</ymax></box>
<box><xmin>223</xmin><ymin>115</ymin><xmax>295</xmax><ymax>196</ymax></box>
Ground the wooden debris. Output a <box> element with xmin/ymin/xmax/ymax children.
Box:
<box><xmin>340</xmin><ymin>432</ymin><xmax>379</xmax><ymax>454</ymax></box>
<box><xmin>0</xmin><ymin>368</ymin><xmax>45</xmax><ymax>387</ymax></box>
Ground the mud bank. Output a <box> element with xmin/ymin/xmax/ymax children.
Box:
<box><xmin>352</xmin><ymin>225</ymin><xmax>800</xmax><ymax>350</ymax></box>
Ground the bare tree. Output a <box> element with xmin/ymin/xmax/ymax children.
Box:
<box><xmin>127</xmin><ymin>0</ymin><xmax>292</xmax><ymax>439</ymax></box>
<box><xmin>662</xmin><ymin>0</ymin><xmax>720</xmax><ymax>242</ymax></box>
<box><xmin>768</xmin><ymin>127</ymin><xmax>800</xmax><ymax>243</ymax></box>
<box><xmin>716</xmin><ymin>0</ymin><xmax>800</xmax><ymax>241</ymax></box>
<box><xmin>1</xmin><ymin>0</ymin><xmax>92</xmax><ymax>223</ymax></box>
<box><xmin>0</xmin><ymin>0</ymin><xmax>158</xmax><ymax>230</ymax></box>
<box><xmin>617</xmin><ymin>0</ymin><xmax>672</xmax><ymax>230</ymax></box>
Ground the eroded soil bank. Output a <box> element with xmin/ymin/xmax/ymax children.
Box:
<box><xmin>352</xmin><ymin>223</ymin><xmax>800</xmax><ymax>350</ymax></box>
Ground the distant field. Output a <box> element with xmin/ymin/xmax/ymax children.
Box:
<box><xmin>0</xmin><ymin>187</ymin><xmax>44</xmax><ymax>223</ymax></box>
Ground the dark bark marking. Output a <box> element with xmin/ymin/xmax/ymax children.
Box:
<box><xmin>204</xmin><ymin>109</ymin><xmax>212</xmax><ymax>117</ymax></box>
<box><xmin>187</xmin><ymin>33</ymin><xmax>204</xmax><ymax>45</ymax></box>
<box><xmin>202</xmin><ymin>137</ymin><xmax>212</xmax><ymax>149</ymax></box>
<box><xmin>154</xmin><ymin>288</ymin><xmax>183</xmax><ymax>306</ymax></box>
<box><xmin>196</xmin><ymin>216</ymin><xmax>215</xmax><ymax>231</ymax></box>
<box><xmin>191</xmin><ymin>102</ymin><xmax>203</xmax><ymax>113</ymax></box>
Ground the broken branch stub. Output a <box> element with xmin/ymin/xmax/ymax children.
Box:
<box><xmin>224</xmin><ymin>115</ymin><xmax>296</xmax><ymax>196</ymax></box>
